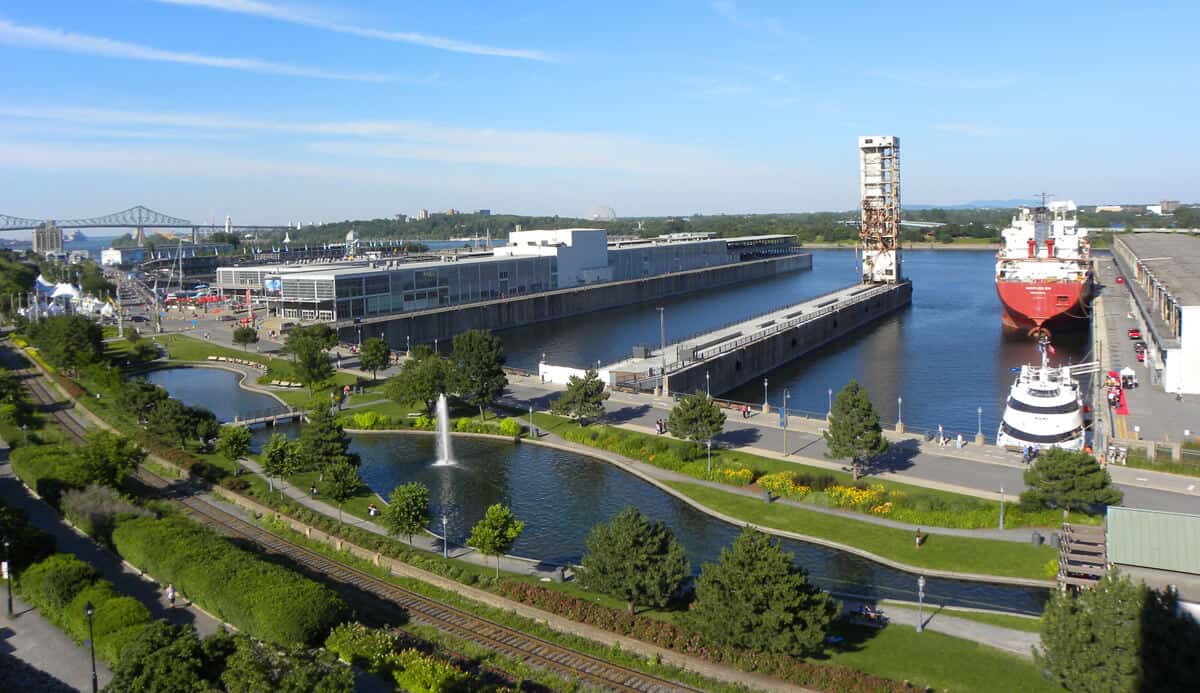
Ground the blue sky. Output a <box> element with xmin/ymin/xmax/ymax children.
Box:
<box><xmin>0</xmin><ymin>0</ymin><xmax>1196</xmax><ymax>224</ymax></box>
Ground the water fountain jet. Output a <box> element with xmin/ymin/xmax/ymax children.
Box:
<box><xmin>432</xmin><ymin>393</ymin><xmax>455</xmax><ymax>466</ymax></box>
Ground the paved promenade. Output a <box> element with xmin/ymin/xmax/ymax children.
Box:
<box><xmin>505</xmin><ymin>376</ymin><xmax>1200</xmax><ymax>514</ymax></box>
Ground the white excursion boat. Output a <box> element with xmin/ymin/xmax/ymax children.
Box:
<box><xmin>996</xmin><ymin>338</ymin><xmax>1096</xmax><ymax>452</ymax></box>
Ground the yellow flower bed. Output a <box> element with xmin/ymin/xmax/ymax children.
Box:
<box><xmin>827</xmin><ymin>483</ymin><xmax>888</xmax><ymax>510</ymax></box>
<box><xmin>756</xmin><ymin>471</ymin><xmax>811</xmax><ymax>500</ymax></box>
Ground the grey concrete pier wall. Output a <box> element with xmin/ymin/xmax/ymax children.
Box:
<box><xmin>342</xmin><ymin>254</ymin><xmax>813</xmax><ymax>348</ymax></box>
<box><xmin>665</xmin><ymin>281</ymin><xmax>913</xmax><ymax>397</ymax></box>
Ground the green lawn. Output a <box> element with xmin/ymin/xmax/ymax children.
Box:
<box><xmin>158</xmin><ymin>332</ymin><xmax>272</xmax><ymax>365</ymax></box>
<box><xmin>665</xmin><ymin>481</ymin><xmax>1056</xmax><ymax>580</ymax></box>
<box><xmin>820</xmin><ymin>623</ymin><xmax>1058</xmax><ymax>692</ymax></box>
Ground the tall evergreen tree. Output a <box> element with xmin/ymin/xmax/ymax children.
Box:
<box><xmin>690</xmin><ymin>528</ymin><xmax>837</xmax><ymax>657</ymax></box>
<box><xmin>299</xmin><ymin>405</ymin><xmax>359</xmax><ymax>472</ymax></box>
<box><xmin>451</xmin><ymin>330</ymin><xmax>507</xmax><ymax>421</ymax></box>
<box><xmin>667</xmin><ymin>390</ymin><xmax>725</xmax><ymax>443</ymax></box>
<box><xmin>1038</xmin><ymin>571</ymin><xmax>1200</xmax><ymax>691</ymax></box>
<box><xmin>1019</xmin><ymin>448</ymin><xmax>1123</xmax><ymax>514</ymax></box>
<box><xmin>580</xmin><ymin>507</ymin><xmax>689</xmax><ymax>613</ymax></box>
<box><xmin>823</xmin><ymin>380</ymin><xmax>888</xmax><ymax>480</ymax></box>
<box><xmin>550</xmin><ymin>368</ymin><xmax>609</xmax><ymax>425</ymax></box>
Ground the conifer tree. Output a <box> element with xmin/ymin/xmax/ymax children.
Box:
<box><xmin>580</xmin><ymin>507</ymin><xmax>689</xmax><ymax>613</ymax></box>
<box><xmin>299</xmin><ymin>405</ymin><xmax>359</xmax><ymax>472</ymax></box>
<box><xmin>823</xmin><ymin>380</ymin><xmax>888</xmax><ymax>479</ymax></box>
<box><xmin>550</xmin><ymin>368</ymin><xmax>609</xmax><ymax>425</ymax></box>
<box><xmin>1019</xmin><ymin>448</ymin><xmax>1122</xmax><ymax>514</ymax></box>
<box><xmin>667</xmin><ymin>390</ymin><xmax>725</xmax><ymax>443</ymax></box>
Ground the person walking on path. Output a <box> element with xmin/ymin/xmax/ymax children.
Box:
<box><xmin>914</xmin><ymin>529</ymin><xmax>922</xmax><ymax>550</ymax></box>
<box><xmin>165</xmin><ymin>583</ymin><xmax>176</xmax><ymax>608</ymax></box>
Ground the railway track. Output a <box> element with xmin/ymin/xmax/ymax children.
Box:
<box><xmin>8</xmin><ymin>353</ymin><xmax>700</xmax><ymax>692</ymax></box>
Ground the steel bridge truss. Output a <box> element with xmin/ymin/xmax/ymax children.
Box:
<box><xmin>0</xmin><ymin>205</ymin><xmax>194</xmax><ymax>231</ymax></box>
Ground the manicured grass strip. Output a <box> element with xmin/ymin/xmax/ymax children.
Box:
<box><xmin>663</xmin><ymin>481</ymin><xmax>1056</xmax><ymax>580</ymax></box>
<box><xmin>159</xmin><ymin>332</ymin><xmax>271</xmax><ymax>365</ymax></box>
<box><xmin>820</xmin><ymin>623</ymin><xmax>1058</xmax><ymax>693</ymax></box>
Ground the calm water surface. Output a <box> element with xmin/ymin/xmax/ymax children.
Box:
<box><xmin>148</xmin><ymin>364</ymin><xmax>1046</xmax><ymax>615</ymax></box>
<box><xmin>498</xmin><ymin>249</ymin><xmax>1089</xmax><ymax>437</ymax></box>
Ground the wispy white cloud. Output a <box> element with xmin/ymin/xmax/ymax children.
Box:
<box><xmin>0</xmin><ymin>106</ymin><xmax>724</xmax><ymax>173</ymax></box>
<box><xmin>873</xmin><ymin>68</ymin><xmax>1024</xmax><ymax>90</ymax></box>
<box><xmin>0</xmin><ymin>17</ymin><xmax>392</xmax><ymax>82</ymax></box>
<box><xmin>154</xmin><ymin>0</ymin><xmax>552</xmax><ymax>61</ymax></box>
<box><xmin>710</xmin><ymin>1</ymin><xmax>794</xmax><ymax>38</ymax></box>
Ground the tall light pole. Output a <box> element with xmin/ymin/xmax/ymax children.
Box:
<box><xmin>999</xmin><ymin>487</ymin><xmax>1006</xmax><ymax>530</ymax></box>
<box><xmin>433</xmin><ymin>337</ymin><xmax>438</xmax><ymax>353</ymax></box>
<box><xmin>706</xmin><ymin>371</ymin><xmax>711</xmax><ymax>398</ymax></box>
<box><xmin>406</xmin><ymin>334</ymin><xmax>411</xmax><ymax>356</ymax></box>
<box><xmin>85</xmin><ymin>601</ymin><xmax>98</xmax><ymax>693</ymax></box>
<box><xmin>916</xmin><ymin>576</ymin><xmax>926</xmax><ymax>633</ymax></box>
<box><xmin>441</xmin><ymin>515</ymin><xmax>448</xmax><ymax>560</ymax></box>
<box><xmin>706</xmin><ymin>439</ymin><xmax>713</xmax><ymax>474</ymax></box>
<box><xmin>827</xmin><ymin>387</ymin><xmax>833</xmax><ymax>420</ymax></box>
<box><xmin>657</xmin><ymin>305</ymin><xmax>666</xmax><ymax>376</ymax></box>
<box><xmin>783</xmin><ymin>388</ymin><xmax>791</xmax><ymax>456</ymax></box>
<box><xmin>897</xmin><ymin>396</ymin><xmax>903</xmax><ymax>433</ymax></box>
<box><xmin>763</xmin><ymin>378</ymin><xmax>769</xmax><ymax>413</ymax></box>
<box><xmin>529</xmin><ymin>403</ymin><xmax>536</xmax><ymax>438</ymax></box>
<box><xmin>976</xmin><ymin>405</ymin><xmax>984</xmax><ymax>446</ymax></box>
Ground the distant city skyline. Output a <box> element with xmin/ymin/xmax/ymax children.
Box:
<box><xmin>1</xmin><ymin>1</ymin><xmax>1197</xmax><ymax>224</ymax></box>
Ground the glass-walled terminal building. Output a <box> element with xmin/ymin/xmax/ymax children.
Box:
<box><xmin>217</xmin><ymin>229</ymin><xmax>797</xmax><ymax>323</ymax></box>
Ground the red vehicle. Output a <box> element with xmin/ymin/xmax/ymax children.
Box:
<box><xmin>1137</xmin><ymin>350</ymin><xmax>1146</xmax><ymax>362</ymax></box>
<box><xmin>1116</xmin><ymin>276</ymin><xmax>1125</xmax><ymax>284</ymax></box>
<box><xmin>1128</xmin><ymin>328</ymin><xmax>1142</xmax><ymax>339</ymax></box>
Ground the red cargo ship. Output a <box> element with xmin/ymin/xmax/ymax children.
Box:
<box><xmin>994</xmin><ymin>200</ymin><xmax>1092</xmax><ymax>337</ymax></box>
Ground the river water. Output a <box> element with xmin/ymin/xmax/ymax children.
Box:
<box><xmin>497</xmin><ymin>249</ymin><xmax>1090</xmax><ymax>438</ymax></box>
<box><xmin>145</xmin><ymin>366</ymin><xmax>1048</xmax><ymax>614</ymax></box>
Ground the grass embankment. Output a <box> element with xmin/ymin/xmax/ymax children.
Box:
<box><xmin>668</xmin><ymin>481</ymin><xmax>1055</xmax><ymax>580</ymax></box>
<box><xmin>819</xmin><ymin>623</ymin><xmax>1055</xmax><ymax>693</ymax></box>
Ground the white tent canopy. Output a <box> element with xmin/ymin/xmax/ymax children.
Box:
<box><xmin>1121</xmin><ymin>366</ymin><xmax>1136</xmax><ymax>377</ymax></box>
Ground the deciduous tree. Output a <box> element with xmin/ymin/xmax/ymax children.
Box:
<box><xmin>823</xmin><ymin>380</ymin><xmax>888</xmax><ymax>480</ymax></box>
<box><xmin>467</xmin><ymin>504</ymin><xmax>524</xmax><ymax>577</ymax></box>
<box><xmin>217</xmin><ymin>425</ymin><xmax>252</xmax><ymax>462</ymax></box>
<box><xmin>550</xmin><ymin>368</ymin><xmax>609</xmax><ymax>425</ymax></box>
<box><xmin>232</xmin><ymin>326</ymin><xmax>258</xmax><ymax>351</ymax></box>
<box><xmin>321</xmin><ymin>461</ymin><xmax>361</xmax><ymax>524</ymax></box>
<box><xmin>292</xmin><ymin>337</ymin><xmax>333</xmax><ymax>393</ymax></box>
<box><xmin>667</xmin><ymin>390</ymin><xmax>725</xmax><ymax>443</ymax></box>
<box><xmin>1019</xmin><ymin>448</ymin><xmax>1123</xmax><ymax>514</ymax></box>
<box><xmin>148</xmin><ymin>398</ymin><xmax>196</xmax><ymax>448</ymax></box>
<box><xmin>690</xmin><ymin>528</ymin><xmax>837</xmax><ymax>657</ymax></box>
<box><xmin>381</xmin><ymin>482</ymin><xmax>430</xmax><ymax>545</ymax></box>
<box><xmin>385</xmin><ymin>351</ymin><xmax>449</xmax><ymax>414</ymax></box>
<box><xmin>580</xmin><ymin>507</ymin><xmax>689</xmax><ymax>613</ymax></box>
<box><xmin>76</xmin><ymin>429</ymin><xmax>146</xmax><ymax>487</ymax></box>
<box><xmin>451</xmin><ymin>330</ymin><xmax>507</xmax><ymax>421</ymax></box>
<box><xmin>357</xmin><ymin>337</ymin><xmax>390</xmax><ymax>380</ymax></box>
<box><xmin>259</xmin><ymin>432</ymin><xmax>290</xmax><ymax>493</ymax></box>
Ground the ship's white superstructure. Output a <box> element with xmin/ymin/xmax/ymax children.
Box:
<box><xmin>996</xmin><ymin>341</ymin><xmax>1094</xmax><ymax>451</ymax></box>
<box><xmin>995</xmin><ymin>200</ymin><xmax>1090</xmax><ymax>283</ymax></box>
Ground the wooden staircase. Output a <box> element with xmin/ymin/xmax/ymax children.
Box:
<box><xmin>1058</xmin><ymin>522</ymin><xmax>1107</xmax><ymax>590</ymax></box>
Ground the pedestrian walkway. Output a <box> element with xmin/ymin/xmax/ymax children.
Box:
<box><xmin>1</xmin><ymin>441</ymin><xmax>223</xmax><ymax>643</ymax></box>
<box><xmin>1</xmin><ymin>591</ymin><xmax>114</xmax><ymax>691</ymax></box>
<box><xmin>235</xmin><ymin>457</ymin><xmax>564</xmax><ymax>579</ymax></box>
<box><xmin>846</xmin><ymin>601</ymin><xmax>1039</xmax><ymax>659</ymax></box>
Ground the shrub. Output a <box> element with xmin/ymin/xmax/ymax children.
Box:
<box><xmin>497</xmin><ymin>417</ymin><xmax>523</xmax><ymax>438</ymax></box>
<box><xmin>16</xmin><ymin>554</ymin><xmax>99</xmax><ymax>624</ymax></box>
<box><xmin>64</xmin><ymin>588</ymin><xmax>151</xmax><ymax>651</ymax></box>
<box><xmin>351</xmin><ymin>411</ymin><xmax>384</xmax><ymax>429</ymax></box>
<box><xmin>413</xmin><ymin>415</ymin><xmax>435</xmax><ymax>430</ymax></box>
<box><xmin>218</xmin><ymin>476</ymin><xmax>250</xmax><ymax>492</ymax></box>
<box><xmin>9</xmin><ymin>444</ymin><xmax>89</xmax><ymax>507</ymax></box>
<box><xmin>61</xmin><ymin>485</ymin><xmax>151</xmax><ymax>545</ymax></box>
<box><xmin>326</xmin><ymin>622</ymin><xmax>399</xmax><ymax>673</ymax></box>
<box><xmin>98</xmin><ymin>623</ymin><xmax>152</xmax><ymax>666</ymax></box>
<box><xmin>112</xmin><ymin>515</ymin><xmax>347</xmax><ymax>645</ymax></box>
<box><xmin>391</xmin><ymin>649</ymin><xmax>473</xmax><ymax>693</ymax></box>
<box><xmin>61</xmin><ymin>581</ymin><xmax>117</xmax><ymax>638</ymax></box>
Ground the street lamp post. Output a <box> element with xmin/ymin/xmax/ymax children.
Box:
<box><xmin>85</xmin><ymin>601</ymin><xmax>98</xmax><ymax>693</ymax></box>
<box><xmin>529</xmin><ymin>403</ymin><xmax>536</xmax><ymax>438</ymax></box>
<box><xmin>657</xmin><ymin>306</ymin><xmax>666</xmax><ymax>392</ymax></box>
<box><xmin>827</xmin><ymin>388</ymin><xmax>833</xmax><ymax>420</ymax></box>
<box><xmin>406</xmin><ymin>334</ymin><xmax>411</xmax><ymax>356</ymax></box>
<box><xmin>762</xmin><ymin>378</ymin><xmax>769</xmax><ymax>414</ymax></box>
<box><xmin>897</xmin><ymin>396</ymin><xmax>904</xmax><ymax>433</ymax></box>
<box><xmin>783</xmin><ymin>388</ymin><xmax>791</xmax><ymax>456</ymax></box>
<box><xmin>3</xmin><ymin>537</ymin><xmax>12</xmax><ymax>616</ymax></box>
<box><xmin>916</xmin><ymin>576</ymin><xmax>926</xmax><ymax>633</ymax></box>
<box><xmin>433</xmin><ymin>337</ymin><xmax>438</xmax><ymax>354</ymax></box>
<box><xmin>706</xmin><ymin>439</ymin><xmax>713</xmax><ymax>474</ymax></box>
<box><xmin>976</xmin><ymin>406</ymin><xmax>984</xmax><ymax>445</ymax></box>
<box><xmin>705</xmin><ymin>371</ymin><xmax>711</xmax><ymax>398</ymax></box>
<box><xmin>441</xmin><ymin>515</ymin><xmax>448</xmax><ymax>560</ymax></box>
<box><xmin>999</xmin><ymin>487</ymin><xmax>1006</xmax><ymax>530</ymax></box>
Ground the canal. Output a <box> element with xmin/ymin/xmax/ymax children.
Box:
<box><xmin>145</xmin><ymin>366</ymin><xmax>1049</xmax><ymax>614</ymax></box>
<box><xmin>497</xmin><ymin>248</ymin><xmax>1089</xmax><ymax>438</ymax></box>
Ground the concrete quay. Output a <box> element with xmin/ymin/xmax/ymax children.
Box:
<box><xmin>595</xmin><ymin>280</ymin><xmax>912</xmax><ymax>397</ymax></box>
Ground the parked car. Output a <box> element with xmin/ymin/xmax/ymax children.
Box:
<box><xmin>1128</xmin><ymin>328</ymin><xmax>1142</xmax><ymax>339</ymax></box>
<box><xmin>1137</xmin><ymin>350</ymin><xmax>1146</xmax><ymax>362</ymax></box>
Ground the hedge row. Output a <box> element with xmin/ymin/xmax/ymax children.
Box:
<box><xmin>9</xmin><ymin>443</ymin><xmax>87</xmax><ymax>507</ymax></box>
<box><xmin>496</xmin><ymin>581</ymin><xmax>909</xmax><ymax>693</ymax></box>
<box><xmin>16</xmin><ymin>554</ymin><xmax>153</xmax><ymax>666</ymax></box>
<box><xmin>111</xmin><ymin>515</ymin><xmax>347</xmax><ymax>646</ymax></box>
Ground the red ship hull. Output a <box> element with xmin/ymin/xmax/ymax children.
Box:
<box><xmin>996</xmin><ymin>279</ymin><xmax>1092</xmax><ymax>334</ymax></box>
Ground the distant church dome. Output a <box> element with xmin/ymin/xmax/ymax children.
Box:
<box><xmin>587</xmin><ymin>205</ymin><xmax>616</xmax><ymax>222</ymax></box>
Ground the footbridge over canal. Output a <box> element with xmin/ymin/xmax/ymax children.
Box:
<box><xmin>558</xmin><ymin>280</ymin><xmax>912</xmax><ymax>397</ymax></box>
